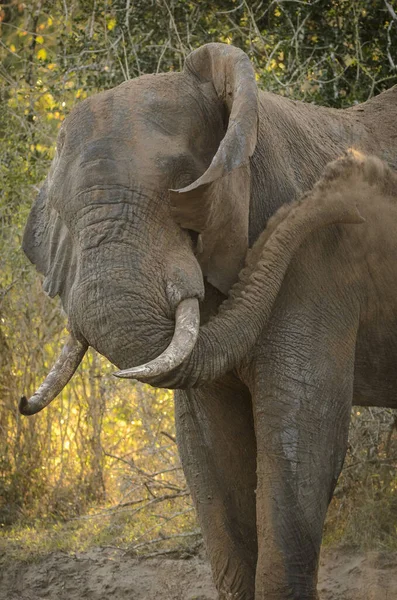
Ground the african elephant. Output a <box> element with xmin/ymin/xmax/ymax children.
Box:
<box><xmin>20</xmin><ymin>43</ymin><xmax>397</xmax><ymax>599</ymax></box>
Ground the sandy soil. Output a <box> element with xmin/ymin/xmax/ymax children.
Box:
<box><xmin>1</xmin><ymin>546</ymin><xmax>397</xmax><ymax>599</ymax></box>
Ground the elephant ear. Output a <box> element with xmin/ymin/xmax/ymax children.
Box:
<box><xmin>170</xmin><ymin>43</ymin><xmax>258</xmax><ymax>295</ymax></box>
<box><xmin>22</xmin><ymin>178</ymin><xmax>76</xmax><ymax>311</ymax></box>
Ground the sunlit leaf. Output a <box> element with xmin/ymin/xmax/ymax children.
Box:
<box><xmin>344</xmin><ymin>55</ymin><xmax>355</xmax><ymax>67</ymax></box>
<box><xmin>107</xmin><ymin>17</ymin><xmax>116</xmax><ymax>30</ymax></box>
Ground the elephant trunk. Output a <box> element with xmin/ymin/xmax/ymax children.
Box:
<box><xmin>117</xmin><ymin>156</ymin><xmax>365</xmax><ymax>388</ymax></box>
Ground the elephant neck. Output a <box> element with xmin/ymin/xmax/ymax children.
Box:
<box><xmin>249</xmin><ymin>91</ymin><xmax>376</xmax><ymax>245</ymax></box>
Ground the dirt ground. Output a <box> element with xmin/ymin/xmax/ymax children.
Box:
<box><xmin>1</xmin><ymin>546</ymin><xmax>397</xmax><ymax>600</ymax></box>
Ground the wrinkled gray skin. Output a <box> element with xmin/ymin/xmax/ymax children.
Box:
<box><xmin>23</xmin><ymin>44</ymin><xmax>397</xmax><ymax>599</ymax></box>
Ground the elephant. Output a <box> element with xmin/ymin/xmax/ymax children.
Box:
<box><xmin>19</xmin><ymin>43</ymin><xmax>397</xmax><ymax>599</ymax></box>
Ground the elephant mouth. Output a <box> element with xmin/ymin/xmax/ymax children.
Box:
<box><xmin>19</xmin><ymin>298</ymin><xmax>200</xmax><ymax>416</ymax></box>
<box><xmin>113</xmin><ymin>298</ymin><xmax>200</xmax><ymax>380</ymax></box>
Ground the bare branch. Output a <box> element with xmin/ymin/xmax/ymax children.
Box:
<box><xmin>385</xmin><ymin>0</ymin><xmax>397</xmax><ymax>22</ymax></box>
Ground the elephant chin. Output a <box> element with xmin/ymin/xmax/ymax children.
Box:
<box><xmin>114</xmin><ymin>298</ymin><xmax>200</xmax><ymax>380</ymax></box>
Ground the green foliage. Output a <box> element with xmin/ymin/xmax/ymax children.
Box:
<box><xmin>325</xmin><ymin>408</ymin><xmax>397</xmax><ymax>549</ymax></box>
<box><xmin>0</xmin><ymin>0</ymin><xmax>396</xmax><ymax>553</ymax></box>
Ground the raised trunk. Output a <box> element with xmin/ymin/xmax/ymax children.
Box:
<box><xmin>133</xmin><ymin>156</ymin><xmax>366</xmax><ymax>389</ymax></box>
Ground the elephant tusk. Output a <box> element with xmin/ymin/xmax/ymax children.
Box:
<box><xmin>114</xmin><ymin>298</ymin><xmax>200</xmax><ymax>380</ymax></box>
<box><xmin>19</xmin><ymin>334</ymin><xmax>88</xmax><ymax>416</ymax></box>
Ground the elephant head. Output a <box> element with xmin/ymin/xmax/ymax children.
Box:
<box><xmin>20</xmin><ymin>44</ymin><xmax>366</xmax><ymax>416</ymax></box>
<box><xmin>20</xmin><ymin>43</ymin><xmax>258</xmax><ymax>413</ymax></box>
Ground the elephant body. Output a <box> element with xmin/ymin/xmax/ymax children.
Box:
<box><xmin>21</xmin><ymin>44</ymin><xmax>397</xmax><ymax>599</ymax></box>
<box><xmin>250</xmin><ymin>86</ymin><xmax>396</xmax><ymax>242</ymax></box>
<box><xmin>178</xmin><ymin>164</ymin><xmax>397</xmax><ymax>600</ymax></box>
<box><xmin>177</xmin><ymin>97</ymin><xmax>397</xmax><ymax>597</ymax></box>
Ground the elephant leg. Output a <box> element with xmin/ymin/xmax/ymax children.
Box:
<box><xmin>250</xmin><ymin>301</ymin><xmax>358</xmax><ymax>600</ymax></box>
<box><xmin>175</xmin><ymin>375</ymin><xmax>257</xmax><ymax>600</ymax></box>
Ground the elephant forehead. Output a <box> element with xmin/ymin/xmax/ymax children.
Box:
<box><xmin>64</xmin><ymin>74</ymin><xmax>186</xmax><ymax>139</ymax></box>
<box><xmin>62</xmin><ymin>72</ymin><xmax>221</xmax><ymax>157</ymax></box>
<box><xmin>63</xmin><ymin>90</ymin><xmax>135</xmax><ymax>153</ymax></box>
<box><xmin>77</xmin><ymin>138</ymin><xmax>135</xmax><ymax>167</ymax></box>
<box><xmin>138</xmin><ymin>90</ymin><xmax>189</xmax><ymax>136</ymax></box>
<box><xmin>51</xmin><ymin>71</ymin><xmax>225</xmax><ymax>202</ymax></box>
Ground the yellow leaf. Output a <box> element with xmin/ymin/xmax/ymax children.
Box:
<box><xmin>36</xmin><ymin>92</ymin><xmax>55</xmax><ymax>110</ymax></box>
<box><xmin>47</xmin><ymin>17</ymin><xmax>53</xmax><ymax>26</ymax></box>
<box><xmin>37</xmin><ymin>48</ymin><xmax>47</xmax><ymax>60</ymax></box>
<box><xmin>267</xmin><ymin>58</ymin><xmax>278</xmax><ymax>72</ymax></box>
<box><xmin>107</xmin><ymin>17</ymin><xmax>116</xmax><ymax>30</ymax></box>
<box><xmin>10</xmin><ymin>44</ymin><xmax>16</xmax><ymax>52</ymax></box>
<box><xmin>36</xmin><ymin>35</ymin><xmax>44</xmax><ymax>44</ymax></box>
<box><xmin>219</xmin><ymin>34</ymin><xmax>232</xmax><ymax>44</ymax></box>
<box><xmin>47</xmin><ymin>63</ymin><xmax>56</xmax><ymax>70</ymax></box>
